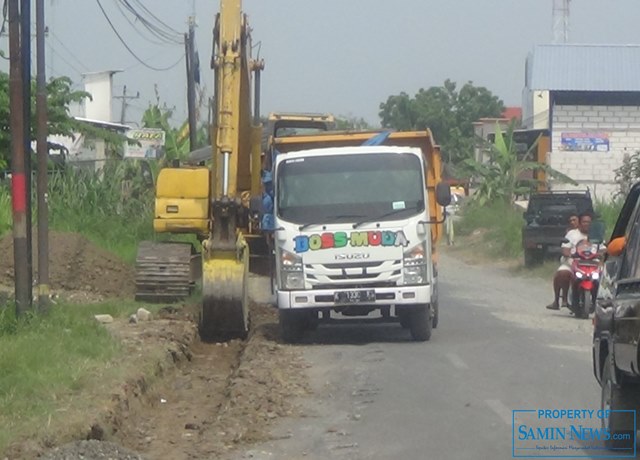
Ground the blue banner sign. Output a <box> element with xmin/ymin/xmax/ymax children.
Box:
<box><xmin>560</xmin><ymin>132</ymin><xmax>610</xmax><ymax>152</ymax></box>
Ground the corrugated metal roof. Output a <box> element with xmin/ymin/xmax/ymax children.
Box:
<box><xmin>528</xmin><ymin>44</ymin><xmax>640</xmax><ymax>91</ymax></box>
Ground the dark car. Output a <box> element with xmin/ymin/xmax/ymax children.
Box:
<box><xmin>522</xmin><ymin>190</ymin><xmax>594</xmax><ymax>267</ymax></box>
<box><xmin>592</xmin><ymin>182</ymin><xmax>640</xmax><ymax>450</ymax></box>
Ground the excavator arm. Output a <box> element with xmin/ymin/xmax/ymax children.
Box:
<box><xmin>200</xmin><ymin>0</ymin><xmax>263</xmax><ymax>340</ymax></box>
<box><xmin>135</xmin><ymin>0</ymin><xmax>264</xmax><ymax>341</ymax></box>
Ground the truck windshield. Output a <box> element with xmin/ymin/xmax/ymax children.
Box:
<box><xmin>277</xmin><ymin>153</ymin><xmax>425</xmax><ymax>225</ymax></box>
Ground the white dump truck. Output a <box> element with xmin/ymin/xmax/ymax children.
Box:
<box><xmin>270</xmin><ymin>130</ymin><xmax>451</xmax><ymax>342</ymax></box>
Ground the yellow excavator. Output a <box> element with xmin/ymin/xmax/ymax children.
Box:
<box><xmin>135</xmin><ymin>0</ymin><xmax>264</xmax><ymax>340</ymax></box>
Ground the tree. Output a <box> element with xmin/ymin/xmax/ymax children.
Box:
<box><xmin>461</xmin><ymin>122</ymin><xmax>575</xmax><ymax>205</ymax></box>
<box><xmin>141</xmin><ymin>103</ymin><xmax>208</xmax><ymax>162</ymax></box>
<box><xmin>379</xmin><ymin>79</ymin><xmax>505</xmax><ymax>164</ymax></box>
<box><xmin>613</xmin><ymin>150</ymin><xmax>640</xmax><ymax>199</ymax></box>
<box><xmin>0</xmin><ymin>72</ymin><xmax>124</xmax><ymax>169</ymax></box>
<box><xmin>335</xmin><ymin>115</ymin><xmax>372</xmax><ymax>131</ymax></box>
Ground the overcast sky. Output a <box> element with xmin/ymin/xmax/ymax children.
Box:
<box><xmin>3</xmin><ymin>0</ymin><xmax>640</xmax><ymax>127</ymax></box>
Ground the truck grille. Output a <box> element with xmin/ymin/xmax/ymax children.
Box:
<box><xmin>304</xmin><ymin>260</ymin><xmax>402</xmax><ymax>287</ymax></box>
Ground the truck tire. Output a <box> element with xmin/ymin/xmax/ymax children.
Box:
<box><xmin>409</xmin><ymin>304</ymin><xmax>432</xmax><ymax>342</ymax></box>
<box><xmin>524</xmin><ymin>248</ymin><xmax>543</xmax><ymax>268</ymax></box>
<box><xmin>601</xmin><ymin>355</ymin><xmax>637</xmax><ymax>451</ymax></box>
<box><xmin>432</xmin><ymin>301</ymin><xmax>439</xmax><ymax>329</ymax></box>
<box><xmin>279</xmin><ymin>309</ymin><xmax>305</xmax><ymax>343</ymax></box>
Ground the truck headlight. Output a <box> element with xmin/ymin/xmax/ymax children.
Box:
<box><xmin>279</xmin><ymin>249</ymin><xmax>304</xmax><ymax>290</ymax></box>
<box><xmin>591</xmin><ymin>272</ymin><xmax>600</xmax><ymax>280</ymax></box>
<box><xmin>402</xmin><ymin>243</ymin><xmax>427</xmax><ymax>285</ymax></box>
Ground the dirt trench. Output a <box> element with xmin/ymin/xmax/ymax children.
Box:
<box><xmin>9</xmin><ymin>300</ymin><xmax>310</xmax><ymax>460</ymax></box>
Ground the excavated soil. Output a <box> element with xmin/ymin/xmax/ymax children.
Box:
<box><xmin>6</xmin><ymin>300</ymin><xmax>310</xmax><ymax>460</ymax></box>
<box><xmin>1</xmin><ymin>231</ymin><xmax>311</xmax><ymax>459</ymax></box>
<box><xmin>0</xmin><ymin>231</ymin><xmax>135</xmax><ymax>299</ymax></box>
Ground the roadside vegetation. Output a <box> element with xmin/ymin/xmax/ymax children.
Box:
<box><xmin>450</xmin><ymin>124</ymin><xmax>624</xmax><ymax>277</ymax></box>
<box><xmin>0</xmin><ymin>300</ymin><xmax>166</xmax><ymax>454</ymax></box>
<box><xmin>0</xmin><ymin>84</ymin><xmax>198</xmax><ymax>454</ymax></box>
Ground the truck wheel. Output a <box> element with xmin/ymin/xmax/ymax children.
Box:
<box><xmin>524</xmin><ymin>248</ymin><xmax>543</xmax><ymax>268</ymax></box>
<box><xmin>432</xmin><ymin>302</ymin><xmax>439</xmax><ymax>329</ymax></box>
<box><xmin>602</xmin><ymin>355</ymin><xmax>637</xmax><ymax>450</ymax></box>
<box><xmin>409</xmin><ymin>304</ymin><xmax>432</xmax><ymax>342</ymax></box>
<box><xmin>279</xmin><ymin>309</ymin><xmax>305</xmax><ymax>343</ymax></box>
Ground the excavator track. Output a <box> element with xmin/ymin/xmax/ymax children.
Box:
<box><xmin>199</xmin><ymin>238</ymin><xmax>249</xmax><ymax>341</ymax></box>
<box><xmin>135</xmin><ymin>241</ymin><xmax>195</xmax><ymax>302</ymax></box>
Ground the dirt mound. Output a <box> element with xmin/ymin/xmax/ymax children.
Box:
<box><xmin>0</xmin><ymin>231</ymin><xmax>135</xmax><ymax>299</ymax></box>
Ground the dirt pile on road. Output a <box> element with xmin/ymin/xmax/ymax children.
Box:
<box><xmin>0</xmin><ymin>231</ymin><xmax>135</xmax><ymax>298</ymax></box>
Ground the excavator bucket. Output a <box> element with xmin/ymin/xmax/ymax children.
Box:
<box><xmin>199</xmin><ymin>236</ymin><xmax>249</xmax><ymax>341</ymax></box>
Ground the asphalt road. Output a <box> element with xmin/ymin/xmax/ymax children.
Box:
<box><xmin>227</xmin><ymin>253</ymin><xmax>625</xmax><ymax>460</ymax></box>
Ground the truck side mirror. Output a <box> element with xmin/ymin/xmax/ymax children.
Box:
<box><xmin>435</xmin><ymin>182</ymin><xmax>451</xmax><ymax>207</ymax></box>
<box><xmin>607</xmin><ymin>236</ymin><xmax>626</xmax><ymax>257</ymax></box>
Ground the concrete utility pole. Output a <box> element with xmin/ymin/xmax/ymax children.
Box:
<box><xmin>185</xmin><ymin>16</ymin><xmax>197</xmax><ymax>151</ymax></box>
<box><xmin>114</xmin><ymin>85</ymin><xmax>140</xmax><ymax>124</ymax></box>
<box><xmin>36</xmin><ymin>0</ymin><xmax>49</xmax><ymax>310</ymax></box>
<box><xmin>21</xmin><ymin>0</ymin><xmax>34</xmax><ymax>302</ymax></box>
<box><xmin>9</xmin><ymin>0</ymin><xmax>31</xmax><ymax>315</ymax></box>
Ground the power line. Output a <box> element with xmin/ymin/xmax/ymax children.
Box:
<box><xmin>124</xmin><ymin>53</ymin><xmax>184</xmax><ymax>72</ymax></box>
<box><xmin>48</xmin><ymin>45</ymin><xmax>84</xmax><ymax>76</ymax></box>
<box><xmin>49</xmin><ymin>30</ymin><xmax>90</xmax><ymax>72</ymax></box>
<box><xmin>117</xmin><ymin>0</ymin><xmax>182</xmax><ymax>45</ymax></box>
<box><xmin>95</xmin><ymin>0</ymin><xmax>185</xmax><ymax>72</ymax></box>
<box><xmin>112</xmin><ymin>0</ymin><xmax>172</xmax><ymax>47</ymax></box>
<box><xmin>128</xmin><ymin>0</ymin><xmax>182</xmax><ymax>38</ymax></box>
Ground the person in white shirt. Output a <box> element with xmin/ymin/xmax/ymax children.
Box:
<box><xmin>546</xmin><ymin>213</ymin><xmax>591</xmax><ymax>310</ymax></box>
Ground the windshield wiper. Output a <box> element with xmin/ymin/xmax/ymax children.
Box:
<box><xmin>298</xmin><ymin>214</ymin><xmax>365</xmax><ymax>231</ymax></box>
<box><xmin>352</xmin><ymin>205</ymin><xmax>421</xmax><ymax>229</ymax></box>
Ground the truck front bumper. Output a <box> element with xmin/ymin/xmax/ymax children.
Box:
<box><xmin>277</xmin><ymin>284</ymin><xmax>432</xmax><ymax>310</ymax></box>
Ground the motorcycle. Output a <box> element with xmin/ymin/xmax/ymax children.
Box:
<box><xmin>568</xmin><ymin>239</ymin><xmax>602</xmax><ymax>319</ymax></box>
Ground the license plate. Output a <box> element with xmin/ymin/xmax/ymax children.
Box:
<box><xmin>334</xmin><ymin>290</ymin><xmax>376</xmax><ymax>304</ymax></box>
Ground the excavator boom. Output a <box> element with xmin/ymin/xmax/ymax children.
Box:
<box><xmin>135</xmin><ymin>0</ymin><xmax>263</xmax><ymax>341</ymax></box>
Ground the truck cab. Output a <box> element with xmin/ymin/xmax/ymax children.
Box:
<box><xmin>272</xmin><ymin>137</ymin><xmax>450</xmax><ymax>343</ymax></box>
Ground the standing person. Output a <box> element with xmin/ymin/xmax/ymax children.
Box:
<box><xmin>545</xmin><ymin>213</ymin><xmax>590</xmax><ymax>311</ymax></box>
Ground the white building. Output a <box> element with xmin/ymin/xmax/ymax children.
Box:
<box><xmin>50</xmin><ymin>70</ymin><xmax>129</xmax><ymax>172</ymax></box>
<box><xmin>522</xmin><ymin>44</ymin><xmax>640</xmax><ymax>202</ymax></box>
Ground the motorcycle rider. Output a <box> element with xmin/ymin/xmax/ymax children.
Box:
<box><xmin>546</xmin><ymin>212</ymin><xmax>592</xmax><ymax>311</ymax></box>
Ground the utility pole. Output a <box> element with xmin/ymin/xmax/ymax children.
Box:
<box><xmin>9</xmin><ymin>0</ymin><xmax>30</xmax><ymax>315</ymax></box>
<box><xmin>185</xmin><ymin>16</ymin><xmax>197</xmax><ymax>151</ymax></box>
<box><xmin>36</xmin><ymin>0</ymin><xmax>49</xmax><ymax>310</ymax></box>
<box><xmin>552</xmin><ymin>0</ymin><xmax>571</xmax><ymax>43</ymax></box>
<box><xmin>21</xmin><ymin>0</ymin><xmax>34</xmax><ymax>304</ymax></box>
<box><xmin>114</xmin><ymin>85</ymin><xmax>140</xmax><ymax>124</ymax></box>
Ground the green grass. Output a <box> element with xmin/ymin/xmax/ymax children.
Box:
<box><xmin>0</xmin><ymin>164</ymin><xmax>156</xmax><ymax>263</ymax></box>
<box><xmin>47</xmin><ymin>166</ymin><xmax>155</xmax><ymax>263</ymax></box>
<box><xmin>453</xmin><ymin>196</ymin><xmax>626</xmax><ymax>275</ymax></box>
<box><xmin>0</xmin><ymin>299</ymin><xmax>150</xmax><ymax>453</ymax></box>
<box><xmin>0</xmin><ymin>184</ymin><xmax>10</xmax><ymax>238</ymax></box>
<box><xmin>595</xmin><ymin>198</ymin><xmax>624</xmax><ymax>240</ymax></box>
<box><xmin>456</xmin><ymin>200</ymin><xmax>524</xmax><ymax>259</ymax></box>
